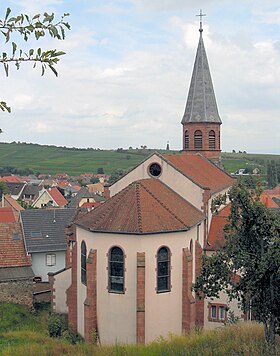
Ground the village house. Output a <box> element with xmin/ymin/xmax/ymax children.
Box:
<box><xmin>32</xmin><ymin>187</ymin><xmax>68</xmax><ymax>208</ymax></box>
<box><xmin>20</xmin><ymin>208</ymin><xmax>77</xmax><ymax>282</ymax></box>
<box><xmin>0</xmin><ymin>207</ymin><xmax>34</xmax><ymax>307</ymax></box>
<box><xmin>50</xmin><ymin>20</ymin><xmax>243</xmax><ymax>344</ymax></box>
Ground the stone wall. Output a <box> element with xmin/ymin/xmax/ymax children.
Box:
<box><xmin>0</xmin><ymin>280</ymin><xmax>33</xmax><ymax>308</ymax></box>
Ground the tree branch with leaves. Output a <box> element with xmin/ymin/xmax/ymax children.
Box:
<box><xmin>0</xmin><ymin>7</ymin><xmax>70</xmax><ymax>115</ymax></box>
<box><xmin>194</xmin><ymin>183</ymin><xmax>280</xmax><ymax>355</ymax></box>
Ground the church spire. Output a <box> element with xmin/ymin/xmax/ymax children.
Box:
<box><xmin>181</xmin><ymin>11</ymin><xmax>222</xmax><ymax>161</ymax></box>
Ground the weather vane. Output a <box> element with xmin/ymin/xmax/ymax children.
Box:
<box><xmin>196</xmin><ymin>9</ymin><xmax>206</xmax><ymax>32</ymax></box>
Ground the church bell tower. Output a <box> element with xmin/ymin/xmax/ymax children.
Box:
<box><xmin>181</xmin><ymin>10</ymin><xmax>222</xmax><ymax>161</ymax></box>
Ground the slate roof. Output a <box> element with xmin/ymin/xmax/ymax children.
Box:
<box><xmin>68</xmin><ymin>187</ymin><xmax>105</xmax><ymax>208</ymax></box>
<box><xmin>163</xmin><ymin>154</ymin><xmax>234</xmax><ymax>193</ymax></box>
<box><xmin>206</xmin><ymin>204</ymin><xmax>231</xmax><ymax>251</ymax></box>
<box><xmin>21</xmin><ymin>208</ymin><xmax>77</xmax><ymax>253</ymax></box>
<box><xmin>20</xmin><ymin>184</ymin><xmax>40</xmax><ymax>198</ymax></box>
<box><xmin>0</xmin><ymin>266</ymin><xmax>34</xmax><ymax>282</ymax></box>
<box><xmin>5</xmin><ymin>182</ymin><xmax>26</xmax><ymax>196</ymax></box>
<box><xmin>181</xmin><ymin>31</ymin><xmax>221</xmax><ymax>124</ymax></box>
<box><xmin>76</xmin><ymin>179</ymin><xmax>205</xmax><ymax>234</ymax></box>
<box><xmin>0</xmin><ymin>220</ymin><xmax>31</xmax><ymax>267</ymax></box>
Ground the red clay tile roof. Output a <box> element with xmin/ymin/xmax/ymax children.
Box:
<box><xmin>76</xmin><ymin>178</ymin><xmax>205</xmax><ymax>234</ymax></box>
<box><xmin>0</xmin><ymin>207</ymin><xmax>16</xmax><ymax>223</ymax></box>
<box><xmin>0</xmin><ymin>175</ymin><xmax>23</xmax><ymax>183</ymax></box>
<box><xmin>206</xmin><ymin>204</ymin><xmax>231</xmax><ymax>251</ymax></box>
<box><xmin>48</xmin><ymin>187</ymin><xmax>68</xmax><ymax>207</ymax></box>
<box><xmin>3</xmin><ymin>195</ymin><xmax>24</xmax><ymax>211</ymax></box>
<box><xmin>0</xmin><ymin>221</ymin><xmax>31</xmax><ymax>267</ymax></box>
<box><xmin>260</xmin><ymin>187</ymin><xmax>280</xmax><ymax>208</ymax></box>
<box><xmin>163</xmin><ymin>154</ymin><xmax>234</xmax><ymax>193</ymax></box>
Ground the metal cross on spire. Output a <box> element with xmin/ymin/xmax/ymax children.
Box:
<box><xmin>196</xmin><ymin>9</ymin><xmax>206</xmax><ymax>33</ymax></box>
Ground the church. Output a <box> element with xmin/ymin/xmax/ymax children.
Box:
<box><xmin>50</xmin><ymin>16</ymin><xmax>242</xmax><ymax>344</ymax></box>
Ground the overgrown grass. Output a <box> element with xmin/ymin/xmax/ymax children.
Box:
<box><xmin>0</xmin><ymin>303</ymin><xmax>279</xmax><ymax>355</ymax></box>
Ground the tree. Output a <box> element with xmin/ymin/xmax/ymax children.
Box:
<box><xmin>194</xmin><ymin>183</ymin><xmax>280</xmax><ymax>354</ymax></box>
<box><xmin>267</xmin><ymin>160</ymin><xmax>277</xmax><ymax>189</ymax></box>
<box><xmin>97</xmin><ymin>167</ymin><xmax>104</xmax><ymax>174</ymax></box>
<box><xmin>90</xmin><ymin>177</ymin><xmax>99</xmax><ymax>184</ymax></box>
<box><xmin>0</xmin><ymin>7</ymin><xmax>70</xmax><ymax>114</ymax></box>
<box><xmin>0</xmin><ymin>181</ymin><xmax>8</xmax><ymax>198</ymax></box>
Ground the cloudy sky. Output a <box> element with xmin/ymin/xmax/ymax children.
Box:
<box><xmin>0</xmin><ymin>0</ymin><xmax>280</xmax><ymax>153</ymax></box>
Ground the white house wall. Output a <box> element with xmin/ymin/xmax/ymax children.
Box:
<box><xmin>53</xmin><ymin>268</ymin><xmax>71</xmax><ymax>314</ymax></box>
<box><xmin>31</xmin><ymin>251</ymin><xmax>66</xmax><ymax>281</ymax></box>
<box><xmin>76</xmin><ymin>224</ymin><xmax>200</xmax><ymax>344</ymax></box>
<box><xmin>109</xmin><ymin>154</ymin><xmax>204</xmax><ymax>211</ymax></box>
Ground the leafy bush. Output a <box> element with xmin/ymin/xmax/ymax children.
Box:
<box><xmin>47</xmin><ymin>314</ymin><xmax>67</xmax><ymax>338</ymax></box>
<box><xmin>62</xmin><ymin>329</ymin><xmax>83</xmax><ymax>344</ymax></box>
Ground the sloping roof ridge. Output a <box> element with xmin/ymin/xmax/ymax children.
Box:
<box><xmin>196</xmin><ymin>153</ymin><xmax>235</xmax><ymax>181</ymax></box>
<box><xmin>158</xmin><ymin>178</ymin><xmax>206</xmax><ymax>223</ymax></box>
<box><xmin>88</xmin><ymin>184</ymin><xmax>133</xmax><ymax>228</ymax></box>
<box><xmin>139</xmin><ymin>179</ymin><xmax>190</xmax><ymax>228</ymax></box>
<box><xmin>135</xmin><ymin>182</ymin><xmax>143</xmax><ymax>233</ymax></box>
<box><xmin>159</xmin><ymin>153</ymin><xmax>209</xmax><ymax>190</ymax></box>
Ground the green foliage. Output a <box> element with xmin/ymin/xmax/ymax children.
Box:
<box><xmin>267</xmin><ymin>160</ymin><xmax>278</xmax><ymax>189</ymax></box>
<box><xmin>0</xmin><ymin>8</ymin><xmax>70</xmax><ymax>78</ymax></box>
<box><xmin>108</xmin><ymin>169</ymin><xmax>126</xmax><ymax>184</ymax></box>
<box><xmin>194</xmin><ymin>183</ymin><xmax>280</xmax><ymax>353</ymax></box>
<box><xmin>47</xmin><ymin>313</ymin><xmax>67</xmax><ymax>338</ymax></box>
<box><xmin>97</xmin><ymin>167</ymin><xmax>104</xmax><ymax>174</ymax></box>
<box><xmin>90</xmin><ymin>177</ymin><xmax>100</xmax><ymax>184</ymax></box>
<box><xmin>62</xmin><ymin>329</ymin><xmax>83</xmax><ymax>344</ymax></box>
<box><xmin>0</xmin><ymin>181</ymin><xmax>8</xmax><ymax>198</ymax></box>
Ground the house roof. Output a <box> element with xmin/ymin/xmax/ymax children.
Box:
<box><xmin>0</xmin><ymin>207</ymin><xmax>16</xmax><ymax>223</ymax></box>
<box><xmin>3</xmin><ymin>195</ymin><xmax>24</xmax><ymax>211</ymax></box>
<box><xmin>5</xmin><ymin>182</ymin><xmax>26</xmax><ymax>196</ymax></box>
<box><xmin>76</xmin><ymin>178</ymin><xmax>205</xmax><ymax>234</ymax></box>
<box><xmin>163</xmin><ymin>154</ymin><xmax>234</xmax><ymax>193</ymax></box>
<box><xmin>20</xmin><ymin>184</ymin><xmax>40</xmax><ymax>197</ymax></box>
<box><xmin>47</xmin><ymin>187</ymin><xmax>68</xmax><ymax>207</ymax></box>
<box><xmin>260</xmin><ymin>186</ymin><xmax>280</xmax><ymax>209</ymax></box>
<box><xmin>87</xmin><ymin>182</ymin><xmax>105</xmax><ymax>194</ymax></box>
<box><xmin>0</xmin><ymin>175</ymin><xmax>23</xmax><ymax>183</ymax></box>
<box><xmin>0</xmin><ymin>266</ymin><xmax>34</xmax><ymax>282</ymax></box>
<box><xmin>206</xmin><ymin>204</ymin><xmax>231</xmax><ymax>251</ymax></box>
<box><xmin>181</xmin><ymin>31</ymin><xmax>221</xmax><ymax>124</ymax></box>
<box><xmin>21</xmin><ymin>208</ymin><xmax>77</xmax><ymax>253</ymax></box>
<box><xmin>0</xmin><ymin>221</ymin><xmax>31</xmax><ymax>268</ymax></box>
<box><xmin>68</xmin><ymin>187</ymin><xmax>105</xmax><ymax>208</ymax></box>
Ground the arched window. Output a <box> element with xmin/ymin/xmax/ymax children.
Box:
<box><xmin>184</xmin><ymin>130</ymin><xmax>189</xmax><ymax>149</ymax></box>
<box><xmin>209</xmin><ymin>130</ymin><xmax>216</xmax><ymax>149</ymax></box>
<box><xmin>81</xmin><ymin>241</ymin><xmax>87</xmax><ymax>285</ymax></box>
<box><xmin>157</xmin><ymin>246</ymin><xmax>171</xmax><ymax>293</ymax></box>
<box><xmin>109</xmin><ymin>246</ymin><xmax>124</xmax><ymax>293</ymax></box>
<box><xmin>194</xmin><ymin>130</ymin><xmax>202</xmax><ymax>149</ymax></box>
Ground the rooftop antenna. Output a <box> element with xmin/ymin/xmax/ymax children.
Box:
<box><xmin>53</xmin><ymin>209</ymin><xmax>56</xmax><ymax>223</ymax></box>
<box><xmin>196</xmin><ymin>9</ymin><xmax>206</xmax><ymax>33</ymax></box>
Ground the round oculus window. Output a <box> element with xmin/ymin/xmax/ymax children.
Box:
<box><xmin>149</xmin><ymin>163</ymin><xmax>162</xmax><ymax>177</ymax></box>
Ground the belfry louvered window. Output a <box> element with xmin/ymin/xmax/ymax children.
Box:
<box><xmin>157</xmin><ymin>246</ymin><xmax>171</xmax><ymax>293</ymax></box>
<box><xmin>184</xmin><ymin>130</ymin><xmax>189</xmax><ymax>149</ymax></box>
<box><xmin>109</xmin><ymin>246</ymin><xmax>124</xmax><ymax>293</ymax></box>
<box><xmin>209</xmin><ymin>130</ymin><xmax>216</xmax><ymax>149</ymax></box>
<box><xmin>194</xmin><ymin>130</ymin><xmax>202</xmax><ymax>149</ymax></box>
<box><xmin>81</xmin><ymin>240</ymin><xmax>87</xmax><ymax>285</ymax></box>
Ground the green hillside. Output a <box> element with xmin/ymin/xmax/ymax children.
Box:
<box><xmin>0</xmin><ymin>141</ymin><xmax>279</xmax><ymax>176</ymax></box>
